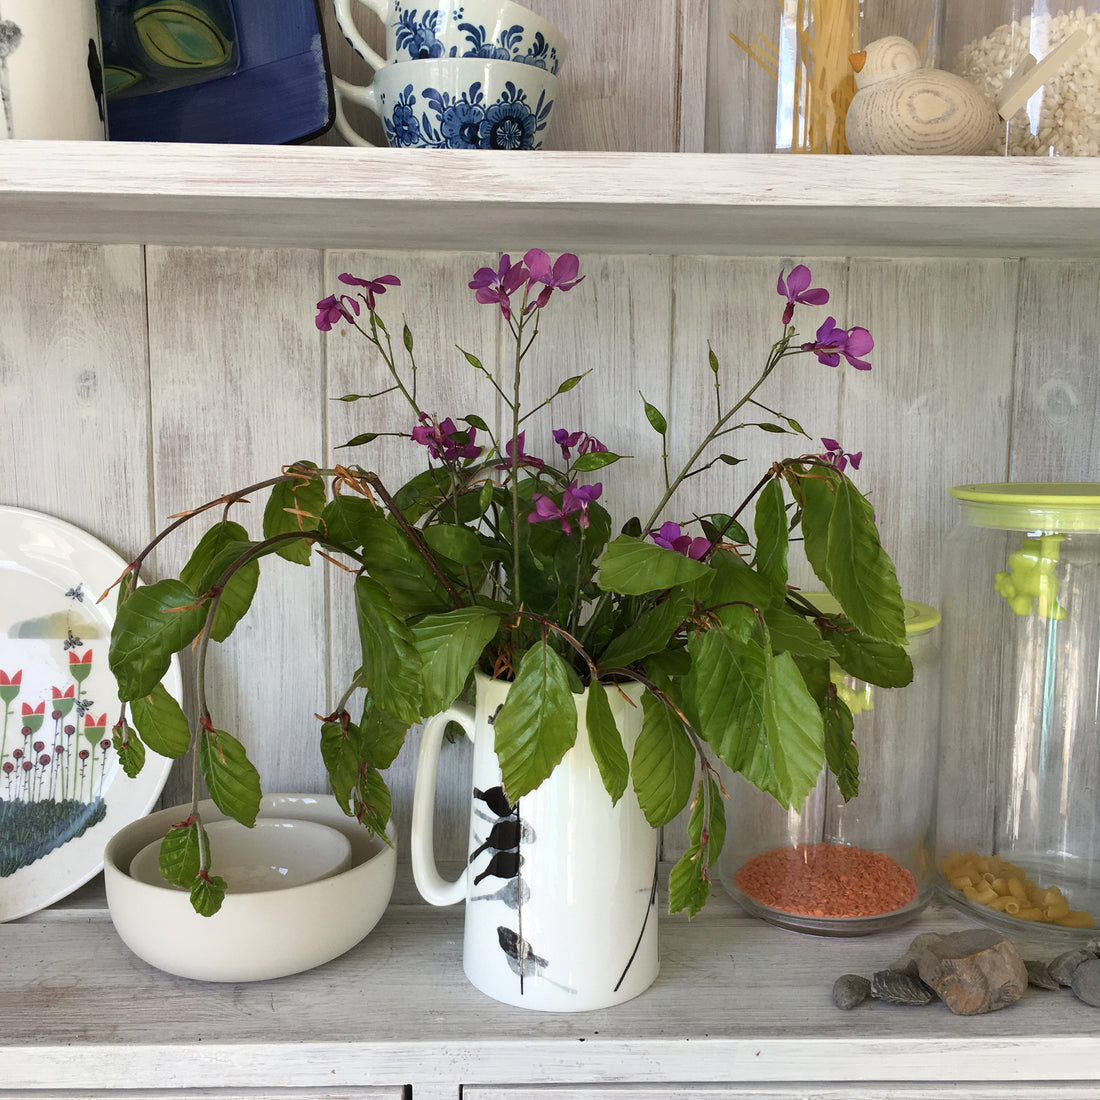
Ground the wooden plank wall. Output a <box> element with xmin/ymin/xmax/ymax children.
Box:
<box><xmin>2</xmin><ymin>0</ymin><xmax>1100</xmax><ymax>876</ymax></box>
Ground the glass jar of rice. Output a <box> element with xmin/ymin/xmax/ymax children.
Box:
<box><xmin>944</xmin><ymin>1</ymin><xmax>1100</xmax><ymax>155</ymax></box>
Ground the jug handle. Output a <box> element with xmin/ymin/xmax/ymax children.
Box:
<box><xmin>411</xmin><ymin>702</ymin><xmax>475</xmax><ymax>906</ymax></box>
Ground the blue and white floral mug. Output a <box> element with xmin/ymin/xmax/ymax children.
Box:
<box><xmin>334</xmin><ymin>56</ymin><xmax>557</xmax><ymax>149</ymax></box>
<box><xmin>333</xmin><ymin>0</ymin><xmax>566</xmax><ymax>76</ymax></box>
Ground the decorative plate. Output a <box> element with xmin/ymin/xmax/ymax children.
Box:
<box><xmin>0</xmin><ymin>506</ymin><xmax>177</xmax><ymax>922</ymax></box>
<box><xmin>98</xmin><ymin>0</ymin><xmax>334</xmax><ymax>144</ymax></box>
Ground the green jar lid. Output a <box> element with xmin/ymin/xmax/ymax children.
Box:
<box><xmin>801</xmin><ymin>592</ymin><xmax>940</xmax><ymax>637</ymax></box>
<box><xmin>951</xmin><ymin>483</ymin><xmax>1100</xmax><ymax>532</ymax></box>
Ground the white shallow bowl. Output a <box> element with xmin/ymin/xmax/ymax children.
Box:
<box><xmin>104</xmin><ymin>794</ymin><xmax>396</xmax><ymax>982</ymax></box>
<box><xmin>128</xmin><ymin>816</ymin><xmax>353</xmax><ymax>893</ymax></box>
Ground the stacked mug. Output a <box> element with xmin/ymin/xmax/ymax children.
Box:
<box><xmin>332</xmin><ymin>0</ymin><xmax>566</xmax><ymax>149</ymax></box>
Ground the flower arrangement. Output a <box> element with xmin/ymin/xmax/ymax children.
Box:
<box><xmin>106</xmin><ymin>251</ymin><xmax>911</xmax><ymax>917</ymax></box>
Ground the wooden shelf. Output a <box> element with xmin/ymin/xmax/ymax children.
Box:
<box><xmin>2</xmin><ymin>142</ymin><xmax>1100</xmax><ymax>256</ymax></box>
<box><xmin>1</xmin><ymin>879</ymin><xmax>1097</xmax><ymax>1096</ymax></box>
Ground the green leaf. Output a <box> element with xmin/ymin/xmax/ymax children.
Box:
<box><xmin>599</xmin><ymin>535</ymin><xmax>710</xmax><ymax>596</ymax></box>
<box><xmin>821</xmin><ymin>615</ymin><xmax>914</xmax><ymax>688</ymax></box>
<box><xmin>686</xmin><ymin>772</ymin><xmax>726</xmax><ymax>868</ymax></box>
<box><xmin>716</xmin><ymin>454</ymin><xmax>743</xmax><ymax>466</ymax></box>
<box><xmin>573</xmin><ymin>450</ymin><xmax>622</xmax><ymax>472</ymax></box>
<box><xmin>198</xmin><ymin>726</ymin><xmax>262</xmax><ymax>827</ymax></box>
<box><xmin>179</xmin><ymin>521</ymin><xmax>260</xmax><ymax>643</ymax></box>
<box><xmin>109</xmin><ymin>579</ymin><xmax>209</xmax><ymax>700</ymax></box>
<box><xmin>422</xmin><ymin>523</ymin><xmax>483</xmax><ymax>566</ymax></box>
<box><xmin>684</xmin><ymin>627</ymin><xmax>767</xmax><ymax>773</ymax></box>
<box><xmin>763</xmin><ymin>651</ymin><xmax>826</xmax><ymax>809</ymax></box>
<box><xmin>753</xmin><ymin>477</ymin><xmax>788</xmax><ymax>590</ymax></box>
<box><xmin>755</xmin><ymin>422</ymin><xmax>787</xmax><ymax>433</ymax></box>
<box><xmin>763</xmin><ymin>604</ymin><xmax>835</xmax><ymax>659</ymax></box>
<box><xmin>321</xmin><ymin>494</ymin><xmax>378</xmax><ymax>550</ymax></box>
<box><xmin>825</xmin><ymin>477</ymin><xmax>907</xmax><ymax>642</ymax></box>
<box><xmin>262</xmin><ymin>461</ymin><xmax>325</xmax><ymax>565</ymax></box>
<box><xmin>403</xmin><ymin>322</ymin><xmax>414</xmax><ymax>352</ymax></box>
<box><xmin>461</xmin><ymin>349</ymin><xmax>485</xmax><ymax>371</ymax></box>
<box><xmin>411</xmin><ymin>607</ymin><xmax>500</xmax><ymax>716</ymax></box>
<box><xmin>464</xmin><ymin>413</ymin><xmax>490</xmax><ymax>431</ymax></box>
<box><xmin>360</xmin><ymin>516</ymin><xmax>452</xmax><ymax>616</ymax></box>
<box><xmin>796</xmin><ymin>465</ymin><xmax>839</xmax><ymax>591</ymax></box>
<box><xmin>599</xmin><ymin>590</ymin><xmax>692</xmax><ymax>668</ymax></box>
<box><xmin>822</xmin><ymin>686</ymin><xmax>859</xmax><ymax>801</ymax></box>
<box><xmin>708</xmin><ymin>345</ymin><xmax>720</xmax><ymax>374</ymax></box>
<box><xmin>354</xmin><ymin>575</ymin><xmax>423</xmax><ymax>725</ymax></box>
<box><xmin>190</xmin><ymin>873</ymin><xmax>228</xmax><ymax>917</ymax></box>
<box><xmin>706</xmin><ymin>548</ymin><xmax>779</xmax><ymax>630</ymax></box>
<box><xmin>360</xmin><ymin>696</ymin><xmax>409</xmax><ymax>769</ymax></box>
<box><xmin>353</xmin><ymin>765</ymin><xmax>393</xmax><ymax>836</ymax></box>
<box><xmin>320</xmin><ymin>715</ymin><xmax>364</xmax><ymax>815</ymax></box>
<box><xmin>158</xmin><ymin>817</ymin><xmax>205</xmax><ymax>888</ymax></box>
<box><xmin>639</xmin><ymin>393</ymin><xmax>667</xmax><ymax>435</ymax></box>
<box><xmin>556</xmin><ymin>373</ymin><xmax>586</xmax><ymax>393</ymax></box>
<box><xmin>338</xmin><ymin>432</ymin><xmax>379</xmax><ymax>449</ymax></box>
<box><xmin>494</xmin><ymin>643</ymin><xmax>577</xmax><ymax>802</ymax></box>
<box><xmin>704</xmin><ymin>513</ymin><xmax>750</xmax><ymax>545</ymax></box>
<box><xmin>585</xmin><ymin>685</ymin><xmax>629</xmax><ymax>805</ymax></box>
<box><xmin>129</xmin><ymin>682</ymin><xmax>191</xmax><ymax>758</ymax></box>
<box><xmin>630</xmin><ymin>693</ymin><xmax>695</xmax><ymax>827</ymax></box>
<box><xmin>112</xmin><ymin>720</ymin><xmax>146</xmax><ymax>779</ymax></box>
<box><xmin>668</xmin><ymin>845</ymin><xmax>710</xmax><ymax>917</ymax></box>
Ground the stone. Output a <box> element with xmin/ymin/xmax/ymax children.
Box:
<box><xmin>1049</xmin><ymin>947</ymin><xmax>1094</xmax><ymax>987</ymax></box>
<box><xmin>1070</xmin><ymin>958</ymin><xmax>1100</xmax><ymax>1007</ymax></box>
<box><xmin>832</xmin><ymin>973</ymin><xmax>871</xmax><ymax>1010</ymax></box>
<box><xmin>870</xmin><ymin>969</ymin><xmax>935</xmax><ymax>1005</ymax></box>
<box><xmin>1024</xmin><ymin>959</ymin><xmax>1061</xmax><ymax>991</ymax></box>
<box><xmin>917</xmin><ymin>929</ymin><xmax>1028</xmax><ymax>1015</ymax></box>
<box><xmin>890</xmin><ymin>932</ymin><xmax>945</xmax><ymax>978</ymax></box>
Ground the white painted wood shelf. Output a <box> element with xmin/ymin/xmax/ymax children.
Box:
<box><xmin>2</xmin><ymin>876</ymin><xmax>1098</xmax><ymax>1098</ymax></box>
<box><xmin>2</xmin><ymin>142</ymin><xmax>1100</xmax><ymax>256</ymax></box>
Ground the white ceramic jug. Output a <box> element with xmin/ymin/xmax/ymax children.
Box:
<box><xmin>0</xmin><ymin>0</ymin><xmax>106</xmax><ymax>139</ymax></box>
<box><xmin>411</xmin><ymin>673</ymin><xmax>659</xmax><ymax>1012</ymax></box>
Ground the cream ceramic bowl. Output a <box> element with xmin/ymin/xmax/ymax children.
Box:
<box><xmin>128</xmin><ymin>816</ymin><xmax>353</xmax><ymax>893</ymax></box>
<box><xmin>103</xmin><ymin>794</ymin><xmax>396</xmax><ymax>982</ymax></box>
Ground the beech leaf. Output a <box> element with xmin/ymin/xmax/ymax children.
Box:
<box><xmin>198</xmin><ymin>726</ymin><xmax>262</xmax><ymax>827</ymax></box>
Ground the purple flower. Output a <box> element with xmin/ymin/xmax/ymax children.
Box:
<box><xmin>777</xmin><ymin>265</ymin><xmax>829</xmax><ymax>326</ymax></box>
<box><xmin>802</xmin><ymin>317</ymin><xmax>874</xmax><ymax>371</ymax></box>
<box><xmin>410</xmin><ymin>414</ymin><xmax>481</xmax><ymax>462</ymax></box>
<box><xmin>528</xmin><ymin>481</ymin><xmax>602</xmax><ymax>534</ymax></box>
<box><xmin>552</xmin><ymin>428</ymin><xmax>607</xmax><ymax>459</ymax></box>
<box><xmin>650</xmin><ymin>521</ymin><xmax>711</xmax><ymax>560</ymax></box>
<box><xmin>337</xmin><ymin>273</ymin><xmax>400</xmax><ymax>311</ymax></box>
<box><xmin>315</xmin><ymin>293</ymin><xmax>359</xmax><ymax>332</ymax></box>
<box><xmin>523</xmin><ymin>249</ymin><xmax>584</xmax><ymax>308</ymax></box>
<box><xmin>469</xmin><ymin>254</ymin><xmax>529</xmax><ymax>320</ymax></box>
<box><xmin>495</xmin><ymin>431</ymin><xmax>545</xmax><ymax>471</ymax></box>
<box><xmin>820</xmin><ymin>437</ymin><xmax>862</xmax><ymax>473</ymax></box>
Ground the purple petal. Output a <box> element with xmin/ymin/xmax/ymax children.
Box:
<box><xmin>821</xmin><ymin>437</ymin><xmax>840</xmax><ymax>452</ymax></box>
<box><xmin>784</xmin><ymin>265</ymin><xmax>812</xmax><ymax>296</ymax></box>
<box><xmin>523</xmin><ymin>248</ymin><xmax>552</xmax><ymax>282</ymax></box>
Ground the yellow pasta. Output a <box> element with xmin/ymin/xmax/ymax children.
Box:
<box><xmin>939</xmin><ymin>850</ymin><xmax>1095</xmax><ymax>928</ymax></box>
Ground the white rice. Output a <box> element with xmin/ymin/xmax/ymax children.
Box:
<box><xmin>953</xmin><ymin>6</ymin><xmax>1100</xmax><ymax>155</ymax></box>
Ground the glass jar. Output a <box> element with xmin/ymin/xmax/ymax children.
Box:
<box><xmin>943</xmin><ymin>1</ymin><xmax>1100</xmax><ymax>155</ymax></box>
<box><xmin>718</xmin><ymin>595</ymin><xmax>941</xmax><ymax>936</ymax></box>
<box><xmin>713</xmin><ymin>0</ymin><xmax>944</xmax><ymax>153</ymax></box>
<box><xmin>936</xmin><ymin>484</ymin><xmax>1100</xmax><ymax>943</ymax></box>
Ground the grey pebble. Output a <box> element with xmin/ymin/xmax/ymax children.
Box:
<box><xmin>1070</xmin><ymin>958</ymin><xmax>1100</xmax><ymax>1007</ymax></box>
<box><xmin>1049</xmin><ymin>947</ymin><xmax>1094</xmax><ymax>987</ymax></box>
<box><xmin>832</xmin><ymin>973</ymin><xmax>871</xmax><ymax>1010</ymax></box>
<box><xmin>871</xmin><ymin>968</ymin><xmax>936</xmax><ymax>1005</ymax></box>
<box><xmin>1024</xmin><ymin>959</ymin><xmax>1061</xmax><ymax>991</ymax></box>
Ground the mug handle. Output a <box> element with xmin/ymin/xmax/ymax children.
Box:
<box><xmin>411</xmin><ymin>702</ymin><xmax>476</xmax><ymax>906</ymax></box>
<box><xmin>333</xmin><ymin>77</ymin><xmax>380</xmax><ymax>147</ymax></box>
<box><xmin>333</xmin><ymin>0</ymin><xmax>387</xmax><ymax>73</ymax></box>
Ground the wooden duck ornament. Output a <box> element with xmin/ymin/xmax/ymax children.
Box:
<box><xmin>845</xmin><ymin>31</ymin><xmax>1087</xmax><ymax>155</ymax></box>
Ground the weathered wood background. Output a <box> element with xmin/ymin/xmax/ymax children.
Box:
<box><xmin>2</xmin><ymin>0</ymin><xmax>1099</xmax><ymax>868</ymax></box>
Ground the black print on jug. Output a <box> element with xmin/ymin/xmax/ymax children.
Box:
<box><xmin>0</xmin><ymin>21</ymin><xmax>24</xmax><ymax>140</ymax></box>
